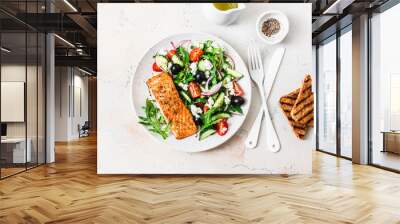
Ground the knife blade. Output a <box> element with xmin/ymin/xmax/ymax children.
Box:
<box><xmin>264</xmin><ymin>47</ymin><xmax>285</xmax><ymax>98</ymax></box>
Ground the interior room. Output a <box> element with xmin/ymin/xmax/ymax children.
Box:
<box><xmin>0</xmin><ymin>0</ymin><xmax>400</xmax><ymax>223</ymax></box>
<box><xmin>0</xmin><ymin>28</ymin><xmax>46</xmax><ymax>177</ymax></box>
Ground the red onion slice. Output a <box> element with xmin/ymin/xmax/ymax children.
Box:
<box><xmin>205</xmin><ymin>76</ymin><xmax>212</xmax><ymax>90</ymax></box>
<box><xmin>170</xmin><ymin>41</ymin><xmax>176</xmax><ymax>50</ymax></box>
<box><xmin>202</xmin><ymin>82</ymin><xmax>222</xmax><ymax>96</ymax></box>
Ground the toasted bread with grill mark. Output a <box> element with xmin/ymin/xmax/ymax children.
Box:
<box><xmin>308</xmin><ymin>118</ymin><xmax>314</xmax><ymax>127</ymax></box>
<box><xmin>279</xmin><ymin>88</ymin><xmax>307</xmax><ymax>139</ymax></box>
<box><xmin>291</xmin><ymin>75</ymin><xmax>314</xmax><ymax>125</ymax></box>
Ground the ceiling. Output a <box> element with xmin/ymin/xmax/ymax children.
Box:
<box><xmin>0</xmin><ymin>0</ymin><xmax>393</xmax><ymax>74</ymax></box>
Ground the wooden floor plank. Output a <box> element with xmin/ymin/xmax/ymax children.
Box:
<box><xmin>0</xmin><ymin>135</ymin><xmax>400</xmax><ymax>223</ymax></box>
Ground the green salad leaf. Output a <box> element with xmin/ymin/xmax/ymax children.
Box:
<box><xmin>227</xmin><ymin>104</ymin><xmax>243</xmax><ymax>114</ymax></box>
<box><xmin>138</xmin><ymin>99</ymin><xmax>170</xmax><ymax>139</ymax></box>
<box><xmin>177</xmin><ymin>46</ymin><xmax>189</xmax><ymax>66</ymax></box>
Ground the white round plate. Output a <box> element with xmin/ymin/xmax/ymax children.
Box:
<box><xmin>131</xmin><ymin>33</ymin><xmax>251</xmax><ymax>152</ymax></box>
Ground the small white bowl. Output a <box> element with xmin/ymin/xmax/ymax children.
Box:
<box><xmin>256</xmin><ymin>10</ymin><xmax>289</xmax><ymax>45</ymax></box>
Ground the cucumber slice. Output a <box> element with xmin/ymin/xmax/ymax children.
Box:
<box><xmin>212</xmin><ymin>113</ymin><xmax>230</xmax><ymax>121</ymax></box>
<box><xmin>225</xmin><ymin>67</ymin><xmax>243</xmax><ymax>79</ymax></box>
<box><xmin>222</xmin><ymin>75</ymin><xmax>232</xmax><ymax>87</ymax></box>
<box><xmin>171</xmin><ymin>55</ymin><xmax>183</xmax><ymax>66</ymax></box>
<box><xmin>199</xmin><ymin>129</ymin><xmax>216</xmax><ymax>140</ymax></box>
<box><xmin>213</xmin><ymin>92</ymin><xmax>225</xmax><ymax>108</ymax></box>
<box><xmin>198</xmin><ymin>59</ymin><xmax>213</xmax><ymax>72</ymax></box>
<box><xmin>155</xmin><ymin>56</ymin><xmax>168</xmax><ymax>71</ymax></box>
<box><xmin>198</xmin><ymin>60</ymin><xmax>207</xmax><ymax>71</ymax></box>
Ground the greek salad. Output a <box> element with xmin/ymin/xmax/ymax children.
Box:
<box><xmin>140</xmin><ymin>39</ymin><xmax>246</xmax><ymax>140</ymax></box>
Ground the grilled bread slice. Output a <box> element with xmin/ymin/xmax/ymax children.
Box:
<box><xmin>279</xmin><ymin>88</ymin><xmax>307</xmax><ymax>139</ymax></box>
<box><xmin>291</xmin><ymin>75</ymin><xmax>314</xmax><ymax>126</ymax></box>
<box><xmin>146</xmin><ymin>72</ymin><xmax>197</xmax><ymax>139</ymax></box>
<box><xmin>308</xmin><ymin>119</ymin><xmax>314</xmax><ymax>127</ymax></box>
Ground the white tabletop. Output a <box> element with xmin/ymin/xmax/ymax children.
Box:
<box><xmin>98</xmin><ymin>3</ymin><xmax>314</xmax><ymax>174</ymax></box>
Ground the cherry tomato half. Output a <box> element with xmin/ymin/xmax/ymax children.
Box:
<box><xmin>188</xmin><ymin>81</ymin><xmax>202</xmax><ymax>98</ymax></box>
<box><xmin>189</xmin><ymin>48</ymin><xmax>203</xmax><ymax>62</ymax></box>
<box><xmin>232</xmin><ymin>80</ymin><xmax>244</xmax><ymax>96</ymax></box>
<box><xmin>152</xmin><ymin>62</ymin><xmax>162</xmax><ymax>72</ymax></box>
<box><xmin>215</xmin><ymin>119</ymin><xmax>228</xmax><ymax>136</ymax></box>
<box><xmin>166</xmin><ymin>49</ymin><xmax>176</xmax><ymax>59</ymax></box>
<box><xmin>203</xmin><ymin>105</ymin><xmax>209</xmax><ymax>112</ymax></box>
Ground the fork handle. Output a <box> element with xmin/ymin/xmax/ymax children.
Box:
<box><xmin>258</xmin><ymin>84</ymin><xmax>281</xmax><ymax>153</ymax></box>
<box><xmin>245</xmin><ymin>108</ymin><xmax>264</xmax><ymax>149</ymax></box>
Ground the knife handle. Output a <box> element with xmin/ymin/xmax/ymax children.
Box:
<box><xmin>264</xmin><ymin>107</ymin><xmax>281</xmax><ymax>153</ymax></box>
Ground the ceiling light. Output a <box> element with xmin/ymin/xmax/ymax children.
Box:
<box><xmin>63</xmin><ymin>0</ymin><xmax>78</xmax><ymax>12</ymax></box>
<box><xmin>1</xmin><ymin>47</ymin><xmax>11</xmax><ymax>53</ymax></box>
<box><xmin>54</xmin><ymin>34</ymin><xmax>75</xmax><ymax>48</ymax></box>
<box><xmin>78</xmin><ymin>67</ymin><xmax>93</xmax><ymax>76</ymax></box>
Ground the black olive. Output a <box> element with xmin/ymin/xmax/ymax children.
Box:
<box><xmin>194</xmin><ymin>116</ymin><xmax>203</xmax><ymax>126</ymax></box>
<box><xmin>195</xmin><ymin>70</ymin><xmax>207</xmax><ymax>83</ymax></box>
<box><xmin>170</xmin><ymin>64</ymin><xmax>182</xmax><ymax>75</ymax></box>
<box><xmin>231</xmin><ymin>96</ymin><xmax>245</xmax><ymax>106</ymax></box>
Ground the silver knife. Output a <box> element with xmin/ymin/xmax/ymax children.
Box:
<box><xmin>245</xmin><ymin>47</ymin><xmax>285</xmax><ymax>151</ymax></box>
<box><xmin>264</xmin><ymin>47</ymin><xmax>285</xmax><ymax>98</ymax></box>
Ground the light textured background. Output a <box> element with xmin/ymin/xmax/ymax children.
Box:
<box><xmin>97</xmin><ymin>3</ymin><xmax>314</xmax><ymax>174</ymax></box>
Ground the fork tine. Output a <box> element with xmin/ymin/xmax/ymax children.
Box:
<box><xmin>255</xmin><ymin>46</ymin><xmax>260</xmax><ymax>70</ymax></box>
<box><xmin>250</xmin><ymin>45</ymin><xmax>255</xmax><ymax>70</ymax></box>
<box><xmin>247</xmin><ymin>45</ymin><xmax>253</xmax><ymax>70</ymax></box>
<box><xmin>251</xmin><ymin>43</ymin><xmax>257</xmax><ymax>70</ymax></box>
<box><xmin>255</xmin><ymin>46</ymin><xmax>262</xmax><ymax>71</ymax></box>
<box><xmin>249</xmin><ymin>44</ymin><xmax>255</xmax><ymax>70</ymax></box>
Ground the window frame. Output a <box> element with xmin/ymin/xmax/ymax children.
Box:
<box><xmin>315</xmin><ymin>24</ymin><xmax>353</xmax><ymax>161</ymax></box>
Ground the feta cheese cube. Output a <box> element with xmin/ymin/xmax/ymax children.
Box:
<box><xmin>190</xmin><ymin>104</ymin><xmax>202</xmax><ymax>118</ymax></box>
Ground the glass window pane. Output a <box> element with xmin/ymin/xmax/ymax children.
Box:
<box><xmin>317</xmin><ymin>37</ymin><xmax>337</xmax><ymax>154</ymax></box>
<box><xmin>371</xmin><ymin>3</ymin><xmax>400</xmax><ymax>171</ymax></box>
<box><xmin>340</xmin><ymin>29</ymin><xmax>352</xmax><ymax>158</ymax></box>
<box><xmin>27</xmin><ymin>31</ymin><xmax>38</xmax><ymax>169</ymax></box>
<box><xmin>1</xmin><ymin>32</ymin><xmax>27</xmax><ymax>177</ymax></box>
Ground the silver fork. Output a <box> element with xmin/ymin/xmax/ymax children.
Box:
<box><xmin>247</xmin><ymin>41</ymin><xmax>267</xmax><ymax>146</ymax></box>
<box><xmin>247</xmin><ymin>41</ymin><xmax>280</xmax><ymax>152</ymax></box>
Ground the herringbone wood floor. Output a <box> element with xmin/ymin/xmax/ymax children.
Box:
<box><xmin>1</xmin><ymin>135</ymin><xmax>400</xmax><ymax>224</ymax></box>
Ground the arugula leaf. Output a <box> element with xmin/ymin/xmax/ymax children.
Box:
<box><xmin>227</xmin><ymin>104</ymin><xmax>243</xmax><ymax>114</ymax></box>
<box><xmin>200</xmin><ymin>107</ymin><xmax>219</xmax><ymax>132</ymax></box>
<box><xmin>177</xmin><ymin>47</ymin><xmax>189</xmax><ymax>66</ymax></box>
<box><xmin>138</xmin><ymin>99</ymin><xmax>170</xmax><ymax>139</ymax></box>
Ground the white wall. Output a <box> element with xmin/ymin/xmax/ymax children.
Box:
<box><xmin>1</xmin><ymin>65</ymin><xmax>41</xmax><ymax>137</ymax></box>
<box><xmin>55</xmin><ymin>67</ymin><xmax>89</xmax><ymax>141</ymax></box>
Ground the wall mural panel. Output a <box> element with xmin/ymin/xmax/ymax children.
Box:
<box><xmin>98</xmin><ymin>3</ymin><xmax>314</xmax><ymax>174</ymax></box>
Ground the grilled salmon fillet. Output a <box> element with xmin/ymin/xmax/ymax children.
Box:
<box><xmin>146</xmin><ymin>72</ymin><xmax>197</xmax><ymax>139</ymax></box>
